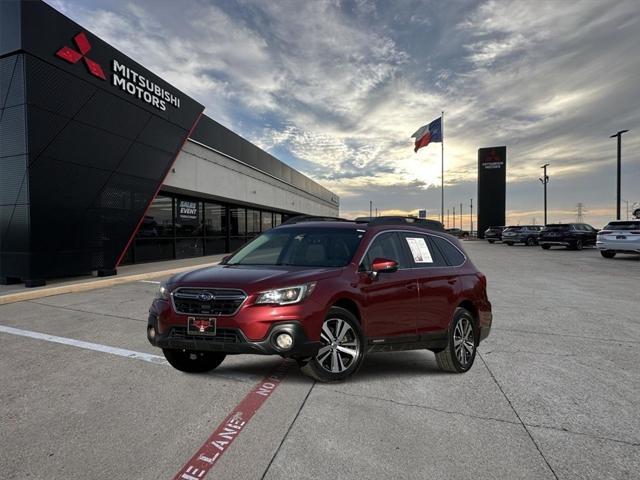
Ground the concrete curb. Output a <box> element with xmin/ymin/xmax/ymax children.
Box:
<box><xmin>0</xmin><ymin>261</ymin><xmax>218</xmax><ymax>306</ymax></box>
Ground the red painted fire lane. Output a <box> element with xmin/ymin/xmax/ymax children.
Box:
<box><xmin>173</xmin><ymin>361</ymin><xmax>292</xmax><ymax>480</ymax></box>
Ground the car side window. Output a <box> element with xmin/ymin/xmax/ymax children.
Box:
<box><xmin>361</xmin><ymin>232</ymin><xmax>409</xmax><ymax>270</ymax></box>
<box><xmin>430</xmin><ymin>236</ymin><xmax>466</xmax><ymax>267</ymax></box>
<box><xmin>400</xmin><ymin>233</ymin><xmax>446</xmax><ymax>268</ymax></box>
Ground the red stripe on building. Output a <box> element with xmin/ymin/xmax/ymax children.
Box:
<box><xmin>173</xmin><ymin>360</ymin><xmax>291</xmax><ymax>480</ymax></box>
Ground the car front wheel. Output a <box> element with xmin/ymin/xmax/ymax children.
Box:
<box><xmin>541</xmin><ymin>244</ymin><xmax>551</xmax><ymax>250</ymax></box>
<box><xmin>488</xmin><ymin>240</ymin><xmax>495</xmax><ymax>244</ymax></box>
<box><xmin>572</xmin><ymin>239</ymin><xmax>584</xmax><ymax>250</ymax></box>
<box><xmin>300</xmin><ymin>306</ymin><xmax>365</xmax><ymax>382</ymax></box>
<box><xmin>526</xmin><ymin>237</ymin><xmax>536</xmax><ymax>246</ymax></box>
<box><xmin>435</xmin><ymin>308</ymin><xmax>477</xmax><ymax>373</ymax></box>
<box><xmin>601</xmin><ymin>251</ymin><xmax>616</xmax><ymax>258</ymax></box>
<box><xmin>162</xmin><ymin>349</ymin><xmax>226</xmax><ymax>373</ymax></box>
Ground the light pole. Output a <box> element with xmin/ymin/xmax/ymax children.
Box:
<box><xmin>539</xmin><ymin>163</ymin><xmax>550</xmax><ymax>225</ymax></box>
<box><xmin>470</xmin><ymin>198</ymin><xmax>473</xmax><ymax>234</ymax></box>
<box><xmin>610</xmin><ymin>130</ymin><xmax>629</xmax><ymax>220</ymax></box>
<box><xmin>453</xmin><ymin>206</ymin><xmax>456</xmax><ymax>229</ymax></box>
<box><xmin>447</xmin><ymin>209</ymin><xmax>450</xmax><ymax>228</ymax></box>
<box><xmin>369</xmin><ymin>200</ymin><xmax>373</xmax><ymax>220</ymax></box>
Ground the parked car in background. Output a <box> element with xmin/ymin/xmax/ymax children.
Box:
<box><xmin>596</xmin><ymin>220</ymin><xmax>640</xmax><ymax>258</ymax></box>
<box><xmin>446</xmin><ymin>227</ymin><xmax>470</xmax><ymax>239</ymax></box>
<box><xmin>484</xmin><ymin>226</ymin><xmax>505</xmax><ymax>243</ymax></box>
<box><xmin>501</xmin><ymin>225</ymin><xmax>543</xmax><ymax>246</ymax></box>
<box><xmin>539</xmin><ymin>223</ymin><xmax>598</xmax><ymax>250</ymax></box>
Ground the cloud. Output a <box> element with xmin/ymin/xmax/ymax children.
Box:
<box><xmin>47</xmin><ymin>0</ymin><xmax>640</xmax><ymax>228</ymax></box>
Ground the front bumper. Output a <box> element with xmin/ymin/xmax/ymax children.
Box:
<box><xmin>147</xmin><ymin>313</ymin><xmax>322</xmax><ymax>357</ymax></box>
<box><xmin>539</xmin><ymin>240</ymin><xmax>570</xmax><ymax>246</ymax></box>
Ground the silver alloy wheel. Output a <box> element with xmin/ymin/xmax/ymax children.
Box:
<box><xmin>316</xmin><ymin>318</ymin><xmax>360</xmax><ymax>374</ymax></box>
<box><xmin>453</xmin><ymin>317</ymin><xmax>475</xmax><ymax>365</ymax></box>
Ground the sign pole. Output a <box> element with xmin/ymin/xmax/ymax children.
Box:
<box><xmin>441</xmin><ymin>111</ymin><xmax>444</xmax><ymax>224</ymax></box>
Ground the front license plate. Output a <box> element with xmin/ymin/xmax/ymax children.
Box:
<box><xmin>187</xmin><ymin>316</ymin><xmax>217</xmax><ymax>336</ymax></box>
<box><xmin>616</xmin><ymin>235</ymin><xmax>627</xmax><ymax>240</ymax></box>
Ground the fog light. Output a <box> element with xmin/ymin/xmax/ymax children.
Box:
<box><xmin>148</xmin><ymin>326</ymin><xmax>156</xmax><ymax>340</ymax></box>
<box><xmin>275</xmin><ymin>332</ymin><xmax>293</xmax><ymax>350</ymax></box>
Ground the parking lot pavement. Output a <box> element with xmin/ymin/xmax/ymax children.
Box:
<box><xmin>0</xmin><ymin>243</ymin><xmax>638</xmax><ymax>479</ymax></box>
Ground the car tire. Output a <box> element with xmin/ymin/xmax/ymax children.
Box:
<box><xmin>435</xmin><ymin>307</ymin><xmax>477</xmax><ymax>373</ymax></box>
<box><xmin>488</xmin><ymin>240</ymin><xmax>495</xmax><ymax>244</ymax></box>
<box><xmin>526</xmin><ymin>237</ymin><xmax>536</xmax><ymax>246</ymax></box>
<box><xmin>162</xmin><ymin>349</ymin><xmax>226</xmax><ymax>373</ymax></box>
<box><xmin>541</xmin><ymin>244</ymin><xmax>551</xmax><ymax>250</ymax></box>
<box><xmin>601</xmin><ymin>251</ymin><xmax>616</xmax><ymax>258</ymax></box>
<box><xmin>505</xmin><ymin>242</ymin><xmax>514</xmax><ymax>246</ymax></box>
<box><xmin>572</xmin><ymin>239</ymin><xmax>584</xmax><ymax>250</ymax></box>
<box><xmin>300</xmin><ymin>306</ymin><xmax>365</xmax><ymax>382</ymax></box>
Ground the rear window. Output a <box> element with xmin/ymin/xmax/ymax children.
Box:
<box><xmin>431</xmin><ymin>236</ymin><xmax>465</xmax><ymax>266</ymax></box>
<box><xmin>604</xmin><ymin>222</ymin><xmax>640</xmax><ymax>231</ymax></box>
<box><xmin>504</xmin><ymin>226</ymin><xmax>522</xmax><ymax>232</ymax></box>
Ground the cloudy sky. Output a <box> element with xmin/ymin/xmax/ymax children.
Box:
<box><xmin>48</xmin><ymin>0</ymin><xmax>640</xmax><ymax>227</ymax></box>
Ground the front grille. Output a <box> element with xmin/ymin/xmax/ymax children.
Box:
<box><xmin>169</xmin><ymin>327</ymin><xmax>243</xmax><ymax>344</ymax></box>
<box><xmin>172</xmin><ymin>288</ymin><xmax>247</xmax><ymax>316</ymax></box>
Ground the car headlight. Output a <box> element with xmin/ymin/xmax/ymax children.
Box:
<box><xmin>156</xmin><ymin>282</ymin><xmax>170</xmax><ymax>300</ymax></box>
<box><xmin>254</xmin><ymin>283</ymin><xmax>316</xmax><ymax>306</ymax></box>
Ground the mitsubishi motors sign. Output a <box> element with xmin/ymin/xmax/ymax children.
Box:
<box><xmin>112</xmin><ymin>59</ymin><xmax>180</xmax><ymax>111</ymax></box>
<box><xmin>55</xmin><ymin>31</ymin><xmax>181</xmax><ymax>112</ymax></box>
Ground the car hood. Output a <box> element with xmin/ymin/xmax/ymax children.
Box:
<box><xmin>167</xmin><ymin>264</ymin><xmax>344</xmax><ymax>293</ymax></box>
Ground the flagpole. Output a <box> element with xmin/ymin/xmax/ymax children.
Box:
<box><xmin>441</xmin><ymin>110</ymin><xmax>444</xmax><ymax>224</ymax></box>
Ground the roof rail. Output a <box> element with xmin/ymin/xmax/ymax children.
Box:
<box><xmin>281</xmin><ymin>215</ymin><xmax>349</xmax><ymax>225</ymax></box>
<box><xmin>356</xmin><ymin>216</ymin><xmax>445</xmax><ymax>232</ymax></box>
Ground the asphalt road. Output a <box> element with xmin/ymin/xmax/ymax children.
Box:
<box><xmin>0</xmin><ymin>242</ymin><xmax>638</xmax><ymax>479</ymax></box>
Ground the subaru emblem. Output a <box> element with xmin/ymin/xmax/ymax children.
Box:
<box><xmin>198</xmin><ymin>292</ymin><xmax>214</xmax><ymax>302</ymax></box>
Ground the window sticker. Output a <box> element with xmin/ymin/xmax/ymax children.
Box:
<box><xmin>405</xmin><ymin>237</ymin><xmax>433</xmax><ymax>263</ymax></box>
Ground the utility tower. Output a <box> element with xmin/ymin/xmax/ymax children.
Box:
<box><xmin>575</xmin><ymin>203</ymin><xmax>586</xmax><ymax>222</ymax></box>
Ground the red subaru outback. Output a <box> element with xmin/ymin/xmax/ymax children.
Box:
<box><xmin>147</xmin><ymin>216</ymin><xmax>492</xmax><ymax>382</ymax></box>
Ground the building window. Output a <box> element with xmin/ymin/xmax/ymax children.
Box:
<box><xmin>261</xmin><ymin>212</ymin><xmax>273</xmax><ymax>232</ymax></box>
<box><xmin>138</xmin><ymin>195</ymin><xmax>173</xmax><ymax>238</ymax></box>
<box><xmin>175</xmin><ymin>198</ymin><xmax>203</xmax><ymax>237</ymax></box>
<box><xmin>274</xmin><ymin>213</ymin><xmax>282</xmax><ymax>226</ymax></box>
<box><xmin>247</xmin><ymin>209</ymin><xmax>260</xmax><ymax>236</ymax></box>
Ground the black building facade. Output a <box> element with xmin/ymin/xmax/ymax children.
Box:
<box><xmin>0</xmin><ymin>0</ymin><xmax>337</xmax><ymax>287</ymax></box>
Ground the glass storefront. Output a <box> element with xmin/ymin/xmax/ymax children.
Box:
<box><xmin>121</xmin><ymin>193</ymin><xmax>293</xmax><ymax>265</ymax></box>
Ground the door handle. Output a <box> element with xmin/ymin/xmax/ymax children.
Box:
<box><xmin>406</xmin><ymin>283</ymin><xmax>418</xmax><ymax>290</ymax></box>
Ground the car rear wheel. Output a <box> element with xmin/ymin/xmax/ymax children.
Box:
<box><xmin>541</xmin><ymin>244</ymin><xmax>551</xmax><ymax>250</ymax></box>
<box><xmin>572</xmin><ymin>239</ymin><xmax>584</xmax><ymax>250</ymax></box>
<box><xmin>601</xmin><ymin>251</ymin><xmax>616</xmax><ymax>258</ymax></box>
<box><xmin>300</xmin><ymin>306</ymin><xmax>364</xmax><ymax>382</ymax></box>
<box><xmin>435</xmin><ymin>308</ymin><xmax>477</xmax><ymax>373</ymax></box>
<box><xmin>505</xmin><ymin>242</ymin><xmax>514</xmax><ymax>246</ymax></box>
<box><xmin>488</xmin><ymin>240</ymin><xmax>495</xmax><ymax>244</ymax></box>
<box><xmin>162</xmin><ymin>349</ymin><xmax>226</xmax><ymax>373</ymax></box>
<box><xmin>526</xmin><ymin>237</ymin><xmax>536</xmax><ymax>246</ymax></box>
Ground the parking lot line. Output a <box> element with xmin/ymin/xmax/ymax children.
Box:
<box><xmin>173</xmin><ymin>360</ymin><xmax>291</xmax><ymax>480</ymax></box>
<box><xmin>0</xmin><ymin>324</ymin><xmax>167</xmax><ymax>365</ymax></box>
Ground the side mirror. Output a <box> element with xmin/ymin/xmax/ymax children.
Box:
<box><xmin>371</xmin><ymin>258</ymin><xmax>399</xmax><ymax>274</ymax></box>
<box><xmin>220</xmin><ymin>254</ymin><xmax>232</xmax><ymax>265</ymax></box>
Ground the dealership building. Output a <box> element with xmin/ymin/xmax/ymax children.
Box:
<box><xmin>0</xmin><ymin>0</ymin><xmax>339</xmax><ymax>287</ymax></box>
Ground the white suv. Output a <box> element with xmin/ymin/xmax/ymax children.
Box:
<box><xmin>596</xmin><ymin>221</ymin><xmax>640</xmax><ymax>258</ymax></box>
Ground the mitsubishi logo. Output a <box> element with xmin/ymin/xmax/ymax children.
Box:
<box><xmin>55</xmin><ymin>32</ymin><xmax>106</xmax><ymax>80</ymax></box>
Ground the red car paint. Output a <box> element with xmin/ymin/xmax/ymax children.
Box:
<box><xmin>149</xmin><ymin>221</ymin><xmax>492</xmax><ymax>349</ymax></box>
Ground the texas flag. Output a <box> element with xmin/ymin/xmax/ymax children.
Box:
<box><xmin>411</xmin><ymin>117</ymin><xmax>442</xmax><ymax>152</ymax></box>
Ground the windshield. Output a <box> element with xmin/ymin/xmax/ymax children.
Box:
<box><xmin>603</xmin><ymin>221</ymin><xmax>640</xmax><ymax>231</ymax></box>
<box><xmin>226</xmin><ymin>227</ymin><xmax>365</xmax><ymax>267</ymax></box>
